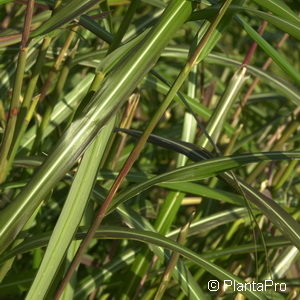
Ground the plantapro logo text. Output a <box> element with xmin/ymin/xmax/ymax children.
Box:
<box><xmin>208</xmin><ymin>279</ymin><xmax>287</xmax><ymax>293</ymax></box>
<box><xmin>223</xmin><ymin>279</ymin><xmax>286</xmax><ymax>292</ymax></box>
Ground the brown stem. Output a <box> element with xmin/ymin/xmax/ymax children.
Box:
<box><xmin>21</xmin><ymin>0</ymin><xmax>35</xmax><ymax>48</ymax></box>
<box><xmin>232</xmin><ymin>26</ymin><xmax>290</xmax><ymax>127</ymax></box>
<box><xmin>242</xmin><ymin>21</ymin><xmax>268</xmax><ymax>66</ymax></box>
<box><xmin>0</xmin><ymin>0</ymin><xmax>35</xmax><ymax>183</ymax></box>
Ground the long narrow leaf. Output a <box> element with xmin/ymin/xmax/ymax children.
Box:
<box><xmin>26</xmin><ymin>117</ymin><xmax>115</xmax><ymax>300</ymax></box>
<box><xmin>0</xmin><ymin>0</ymin><xmax>194</xmax><ymax>254</ymax></box>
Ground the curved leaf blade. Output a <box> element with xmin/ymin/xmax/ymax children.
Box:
<box><xmin>0</xmin><ymin>0</ymin><xmax>194</xmax><ymax>254</ymax></box>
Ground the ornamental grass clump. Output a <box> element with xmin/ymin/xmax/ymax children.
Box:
<box><xmin>0</xmin><ymin>0</ymin><xmax>300</xmax><ymax>299</ymax></box>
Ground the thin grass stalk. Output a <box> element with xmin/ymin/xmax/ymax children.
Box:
<box><xmin>32</xmin><ymin>28</ymin><xmax>78</xmax><ymax>151</ymax></box>
<box><xmin>0</xmin><ymin>0</ymin><xmax>35</xmax><ymax>183</ymax></box>
<box><xmin>154</xmin><ymin>212</ymin><xmax>194</xmax><ymax>300</ymax></box>
<box><xmin>246</xmin><ymin>119</ymin><xmax>300</xmax><ymax>184</ymax></box>
<box><xmin>111</xmin><ymin>94</ymin><xmax>140</xmax><ymax>169</ymax></box>
<box><xmin>99</xmin><ymin>1</ymin><xmax>112</xmax><ymax>33</ymax></box>
<box><xmin>54</xmin><ymin>1</ymin><xmax>234</xmax><ymax>297</ymax></box>
<box><xmin>54</xmin><ymin>49</ymin><xmax>78</xmax><ymax>100</ymax></box>
<box><xmin>64</xmin><ymin>71</ymin><xmax>106</xmax><ymax>132</ymax></box>
<box><xmin>231</xmin><ymin>29</ymin><xmax>290</xmax><ymax>127</ymax></box>
<box><xmin>5</xmin><ymin>0</ymin><xmax>64</xmax><ymax>173</ymax></box>
<box><xmin>236</xmin><ymin>15</ymin><xmax>300</xmax><ymax>85</ymax></box>
<box><xmin>197</xmin><ymin>15</ymin><xmax>265</xmax><ymax>151</ymax></box>
<box><xmin>108</xmin><ymin>0</ymin><xmax>140</xmax><ymax>53</ymax></box>
<box><xmin>198</xmin><ymin>66</ymin><xmax>248</xmax><ymax>150</ymax></box>
<box><xmin>274</xmin><ymin>160</ymin><xmax>298</xmax><ymax>190</ymax></box>
<box><xmin>6</xmin><ymin>37</ymin><xmax>51</xmax><ymax>173</ymax></box>
<box><xmin>271</xmin><ymin>162</ymin><xmax>288</xmax><ymax>187</ymax></box>
<box><xmin>0</xmin><ymin>102</ymin><xmax>5</xmax><ymax>127</ymax></box>
<box><xmin>224</xmin><ymin>124</ymin><xmax>243</xmax><ymax>155</ymax></box>
<box><xmin>201</xmin><ymin>18</ymin><xmax>266</xmax><ymax>217</ymax></box>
